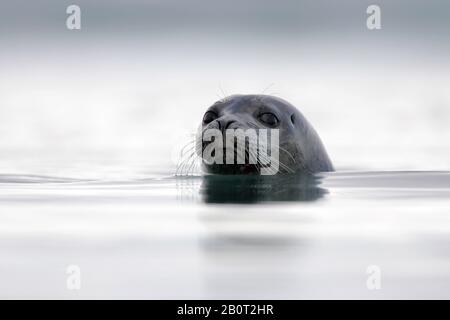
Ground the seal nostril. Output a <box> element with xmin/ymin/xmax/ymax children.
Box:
<box><xmin>291</xmin><ymin>114</ymin><xmax>295</xmax><ymax>125</ymax></box>
<box><xmin>225</xmin><ymin>120</ymin><xmax>236</xmax><ymax>129</ymax></box>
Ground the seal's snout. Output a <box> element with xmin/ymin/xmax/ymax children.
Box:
<box><xmin>200</xmin><ymin>119</ymin><xmax>251</xmax><ymax>156</ymax></box>
<box><xmin>214</xmin><ymin>116</ymin><xmax>247</xmax><ymax>134</ymax></box>
<box><xmin>216</xmin><ymin>118</ymin><xmax>236</xmax><ymax>131</ymax></box>
<box><xmin>200</xmin><ymin>114</ymin><xmax>247</xmax><ymax>152</ymax></box>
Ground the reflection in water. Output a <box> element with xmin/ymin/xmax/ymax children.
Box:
<box><xmin>197</xmin><ymin>174</ymin><xmax>325</xmax><ymax>297</ymax></box>
<box><xmin>200</xmin><ymin>173</ymin><xmax>327</xmax><ymax>204</ymax></box>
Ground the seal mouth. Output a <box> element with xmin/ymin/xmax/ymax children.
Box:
<box><xmin>201</xmin><ymin>143</ymin><xmax>261</xmax><ymax>174</ymax></box>
<box><xmin>203</xmin><ymin>162</ymin><xmax>260</xmax><ymax>175</ymax></box>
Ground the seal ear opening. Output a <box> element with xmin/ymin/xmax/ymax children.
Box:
<box><xmin>290</xmin><ymin>114</ymin><xmax>295</xmax><ymax>125</ymax></box>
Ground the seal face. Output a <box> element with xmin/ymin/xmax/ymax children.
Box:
<box><xmin>197</xmin><ymin>94</ymin><xmax>334</xmax><ymax>174</ymax></box>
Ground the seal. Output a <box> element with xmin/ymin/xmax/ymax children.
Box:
<box><xmin>197</xmin><ymin>94</ymin><xmax>333</xmax><ymax>174</ymax></box>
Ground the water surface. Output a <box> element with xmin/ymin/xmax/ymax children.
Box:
<box><xmin>1</xmin><ymin>0</ymin><xmax>450</xmax><ymax>299</ymax></box>
<box><xmin>1</xmin><ymin>169</ymin><xmax>449</xmax><ymax>299</ymax></box>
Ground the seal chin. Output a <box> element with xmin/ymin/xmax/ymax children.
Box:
<box><xmin>203</xmin><ymin>163</ymin><xmax>260</xmax><ymax>175</ymax></box>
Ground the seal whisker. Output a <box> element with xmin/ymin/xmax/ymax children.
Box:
<box><xmin>215</xmin><ymin>93</ymin><xmax>225</xmax><ymax>102</ymax></box>
<box><xmin>180</xmin><ymin>140</ymin><xmax>196</xmax><ymax>156</ymax></box>
<box><xmin>180</xmin><ymin>145</ymin><xmax>197</xmax><ymax>158</ymax></box>
<box><xmin>248</xmin><ymin>149</ymin><xmax>261</xmax><ymax>171</ymax></box>
<box><xmin>257</xmin><ymin>152</ymin><xmax>294</xmax><ymax>174</ymax></box>
<box><xmin>273</xmin><ymin>145</ymin><xmax>296</xmax><ymax>164</ymax></box>
<box><xmin>184</xmin><ymin>154</ymin><xmax>199</xmax><ymax>175</ymax></box>
<box><xmin>176</xmin><ymin>148</ymin><xmax>198</xmax><ymax>176</ymax></box>
<box><xmin>261</xmin><ymin>83</ymin><xmax>275</xmax><ymax>95</ymax></box>
<box><xmin>219</xmin><ymin>84</ymin><xmax>228</xmax><ymax>101</ymax></box>
<box><xmin>186</xmin><ymin>155</ymin><xmax>200</xmax><ymax>176</ymax></box>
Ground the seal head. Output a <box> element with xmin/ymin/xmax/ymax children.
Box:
<box><xmin>197</xmin><ymin>94</ymin><xmax>333</xmax><ymax>174</ymax></box>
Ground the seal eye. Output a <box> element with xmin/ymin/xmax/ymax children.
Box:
<box><xmin>258</xmin><ymin>112</ymin><xmax>279</xmax><ymax>127</ymax></box>
<box><xmin>203</xmin><ymin>111</ymin><xmax>218</xmax><ymax>124</ymax></box>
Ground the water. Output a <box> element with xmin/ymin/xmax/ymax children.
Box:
<box><xmin>1</xmin><ymin>0</ymin><xmax>450</xmax><ymax>299</ymax></box>
<box><xmin>0</xmin><ymin>169</ymin><xmax>449</xmax><ymax>299</ymax></box>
